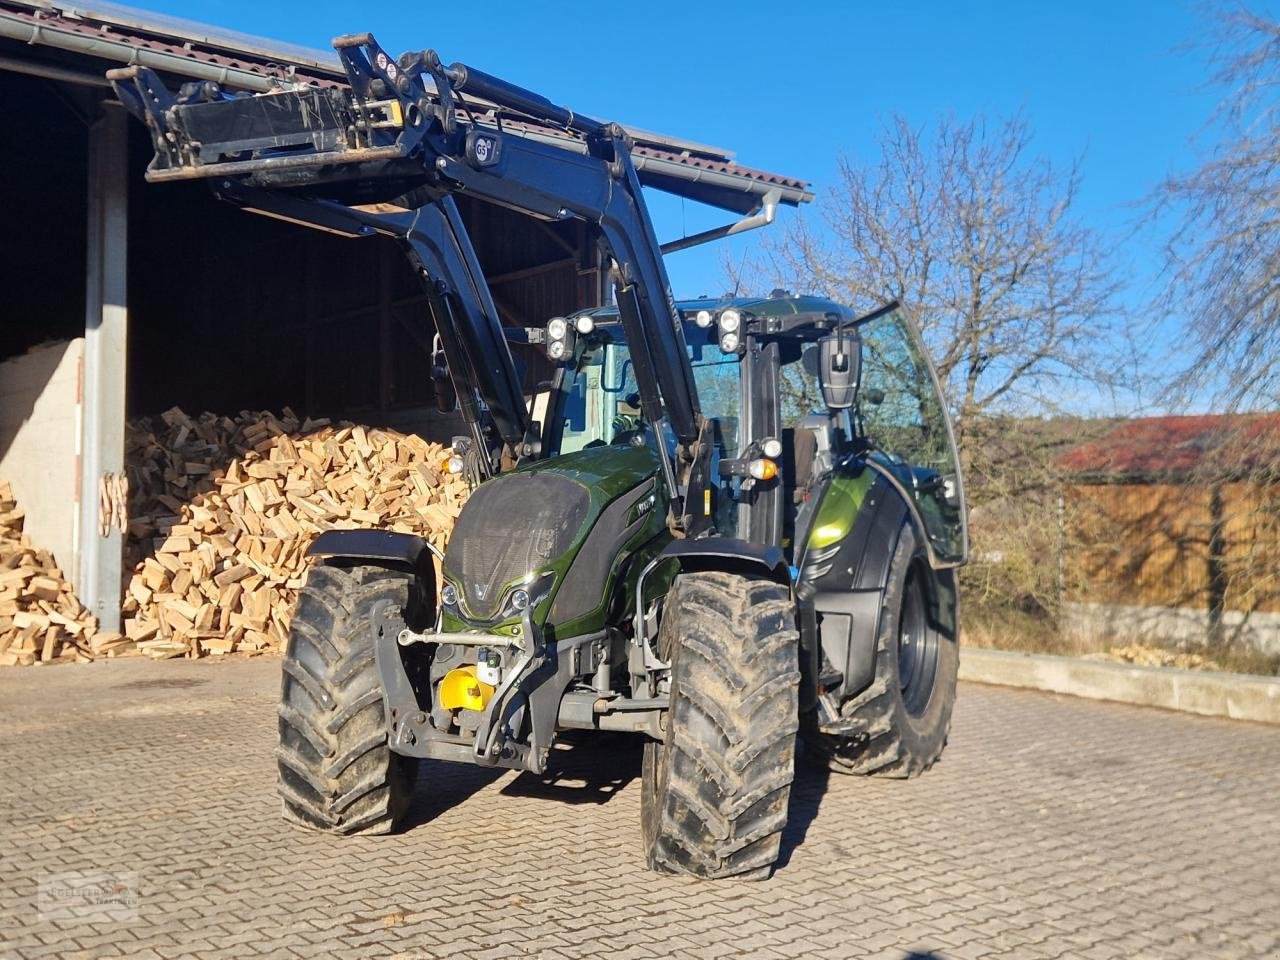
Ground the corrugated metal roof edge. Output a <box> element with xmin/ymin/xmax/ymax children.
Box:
<box><xmin>11</xmin><ymin>0</ymin><xmax>342</xmax><ymax>73</ymax></box>
<box><xmin>1</xmin><ymin>0</ymin><xmax>810</xmax><ymax>194</ymax></box>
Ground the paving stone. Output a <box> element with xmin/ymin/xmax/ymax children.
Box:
<box><xmin>0</xmin><ymin>659</ymin><xmax>1277</xmax><ymax>959</ymax></box>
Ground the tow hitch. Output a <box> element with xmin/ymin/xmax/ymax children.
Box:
<box><xmin>370</xmin><ymin>602</ymin><xmax>546</xmax><ymax>772</ymax></box>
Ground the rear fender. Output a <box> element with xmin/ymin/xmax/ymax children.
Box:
<box><xmin>798</xmin><ymin>472</ymin><xmax>910</xmax><ymax>703</ymax></box>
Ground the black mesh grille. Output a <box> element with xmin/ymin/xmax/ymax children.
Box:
<box><xmin>444</xmin><ymin>473</ymin><xmax>591</xmax><ymax>619</ymax></box>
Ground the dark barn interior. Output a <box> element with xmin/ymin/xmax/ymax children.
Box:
<box><xmin>1</xmin><ymin>71</ymin><xmax>597</xmax><ymax>427</ymax></box>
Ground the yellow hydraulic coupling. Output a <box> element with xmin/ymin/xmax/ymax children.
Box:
<box><xmin>437</xmin><ymin>665</ymin><xmax>494</xmax><ymax>712</ymax></box>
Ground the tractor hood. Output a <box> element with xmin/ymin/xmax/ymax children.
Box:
<box><xmin>440</xmin><ymin>445</ymin><xmax>667</xmax><ymax>635</ymax></box>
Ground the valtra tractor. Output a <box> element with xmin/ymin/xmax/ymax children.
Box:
<box><xmin>111</xmin><ymin>32</ymin><xmax>968</xmax><ymax>879</ymax></box>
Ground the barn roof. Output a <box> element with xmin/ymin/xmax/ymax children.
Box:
<box><xmin>0</xmin><ymin>0</ymin><xmax>812</xmax><ymax>214</ymax></box>
<box><xmin>1058</xmin><ymin>413</ymin><xmax>1280</xmax><ymax>482</ymax></box>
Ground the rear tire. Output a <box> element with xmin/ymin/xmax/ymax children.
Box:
<box><xmin>276</xmin><ymin>563</ymin><xmax>421</xmax><ymax>835</ymax></box>
<box><xmin>641</xmin><ymin>572</ymin><xmax>800</xmax><ymax>879</ymax></box>
<box><xmin>805</xmin><ymin>522</ymin><xmax>958</xmax><ymax>778</ymax></box>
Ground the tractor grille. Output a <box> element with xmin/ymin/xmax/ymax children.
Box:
<box><xmin>444</xmin><ymin>473</ymin><xmax>591</xmax><ymax>620</ymax></box>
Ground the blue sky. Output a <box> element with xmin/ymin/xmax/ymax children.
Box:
<box><xmin>133</xmin><ymin>0</ymin><xmax>1247</xmax><ymax>406</ymax></box>
<box><xmin>136</xmin><ymin>1</ymin><xmax>1229</xmax><ymax>284</ymax></box>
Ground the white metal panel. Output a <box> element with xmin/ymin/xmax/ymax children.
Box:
<box><xmin>0</xmin><ymin>339</ymin><xmax>81</xmax><ymax>575</ymax></box>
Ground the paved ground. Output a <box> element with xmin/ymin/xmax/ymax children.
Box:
<box><xmin>1</xmin><ymin>658</ymin><xmax>1278</xmax><ymax>960</ymax></box>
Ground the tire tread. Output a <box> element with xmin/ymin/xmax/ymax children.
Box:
<box><xmin>645</xmin><ymin>572</ymin><xmax>799</xmax><ymax>879</ymax></box>
<box><xmin>276</xmin><ymin>564</ymin><xmax>418</xmax><ymax>835</ymax></box>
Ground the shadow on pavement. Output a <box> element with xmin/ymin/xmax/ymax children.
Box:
<box><xmin>400</xmin><ymin>760</ymin><xmax>506</xmax><ymax>830</ymax></box>
<box><xmin>400</xmin><ymin>731</ymin><xmax>832</xmax><ymax>848</ymax></box>
<box><xmin>501</xmin><ymin>730</ymin><xmax>642</xmax><ymax>805</ymax></box>
<box><xmin>776</xmin><ymin>751</ymin><xmax>831</xmax><ymax>870</ymax></box>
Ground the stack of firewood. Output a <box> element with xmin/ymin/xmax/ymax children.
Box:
<box><xmin>120</xmin><ymin>408</ymin><xmax>466</xmax><ymax>659</ymax></box>
<box><xmin>0</xmin><ymin>408</ymin><xmax>467</xmax><ymax>666</ymax></box>
<box><xmin>0</xmin><ymin>481</ymin><xmax>123</xmax><ymax>665</ymax></box>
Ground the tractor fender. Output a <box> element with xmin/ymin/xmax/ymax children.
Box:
<box><xmin>657</xmin><ymin>536</ymin><xmax>792</xmax><ymax>588</ymax></box>
<box><xmin>800</xmin><ymin>472</ymin><xmax>914</xmax><ymax>703</ymax></box>
<box><xmin>306</xmin><ymin>530</ymin><xmax>438</xmax><ymax>600</ymax></box>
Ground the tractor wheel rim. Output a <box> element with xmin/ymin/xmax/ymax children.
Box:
<box><xmin>898</xmin><ymin>567</ymin><xmax>938</xmax><ymax>717</ymax></box>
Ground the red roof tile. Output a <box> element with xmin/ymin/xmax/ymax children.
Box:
<box><xmin>1058</xmin><ymin>413</ymin><xmax>1280</xmax><ymax>479</ymax></box>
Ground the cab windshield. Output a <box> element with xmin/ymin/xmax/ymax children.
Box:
<box><xmin>552</xmin><ymin>320</ymin><xmax>828</xmax><ymax>538</ymax></box>
<box><xmin>557</xmin><ymin>325</ymin><xmax>740</xmax><ymax>457</ymax></box>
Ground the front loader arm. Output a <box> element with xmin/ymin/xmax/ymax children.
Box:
<box><xmin>109</xmin><ymin>32</ymin><xmax>714</xmax><ymax>532</ymax></box>
<box><xmin>396</xmin><ymin>197</ymin><xmax>532</xmax><ymax>463</ymax></box>
<box><xmin>110</xmin><ymin>65</ymin><xmax>533</xmax><ymax>472</ymax></box>
<box><xmin>421</xmin><ymin>126</ymin><xmax>709</xmax><ymax>523</ymax></box>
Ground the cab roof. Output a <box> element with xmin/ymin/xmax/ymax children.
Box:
<box><xmin>576</xmin><ymin>294</ymin><xmax>859</xmax><ymax>326</ymax></box>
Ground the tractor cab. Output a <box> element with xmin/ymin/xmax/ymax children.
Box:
<box><xmin>524</xmin><ymin>295</ymin><xmax>968</xmax><ymax>571</ymax></box>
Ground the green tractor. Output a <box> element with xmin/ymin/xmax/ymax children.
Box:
<box><xmin>112</xmin><ymin>34</ymin><xmax>968</xmax><ymax>879</ymax></box>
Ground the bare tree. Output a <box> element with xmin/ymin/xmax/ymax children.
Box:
<box><xmin>736</xmin><ymin>114</ymin><xmax>1128</xmax><ymax>625</ymax></box>
<box><xmin>1149</xmin><ymin>6</ymin><xmax>1280</xmax><ymax>665</ymax></box>
<box><xmin>744</xmin><ymin>113</ymin><xmax>1126</xmax><ymax>441</ymax></box>
<box><xmin>1157</xmin><ymin>5</ymin><xmax>1280</xmax><ymax>411</ymax></box>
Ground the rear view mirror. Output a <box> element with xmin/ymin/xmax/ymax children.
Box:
<box><xmin>431</xmin><ymin>352</ymin><xmax>456</xmax><ymax>414</ymax></box>
<box><xmin>817</xmin><ymin>333</ymin><xmax>860</xmax><ymax>410</ymax></box>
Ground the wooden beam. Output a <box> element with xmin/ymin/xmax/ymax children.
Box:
<box><xmin>487</xmin><ymin>257</ymin><xmax>576</xmax><ymax>287</ymax></box>
<box><xmin>534</xmin><ymin>219</ymin><xmax>579</xmax><ymax>259</ymax></box>
<box><xmin>393</xmin><ymin>311</ymin><xmax>436</xmax><ymax>358</ymax></box>
<box><xmin>304</xmin><ymin>293</ymin><xmax>428</xmax><ymax>331</ymax></box>
<box><xmin>490</xmin><ymin>289</ymin><xmax>532</xmax><ymax>327</ymax></box>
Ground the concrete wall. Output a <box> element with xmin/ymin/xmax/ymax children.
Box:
<box><xmin>1063</xmin><ymin>600</ymin><xmax>1280</xmax><ymax>656</ymax></box>
<box><xmin>0</xmin><ymin>339</ymin><xmax>81</xmax><ymax>579</ymax></box>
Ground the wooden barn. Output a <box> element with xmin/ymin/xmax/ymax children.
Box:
<box><xmin>0</xmin><ymin>0</ymin><xmax>808</xmax><ymax>642</ymax></box>
<box><xmin>1058</xmin><ymin>414</ymin><xmax>1280</xmax><ymax>655</ymax></box>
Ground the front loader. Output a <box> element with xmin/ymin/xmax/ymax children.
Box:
<box><xmin>111</xmin><ymin>33</ymin><xmax>968</xmax><ymax>880</ymax></box>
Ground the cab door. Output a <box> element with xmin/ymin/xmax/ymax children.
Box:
<box><xmin>853</xmin><ymin>306</ymin><xmax>968</xmax><ymax>568</ymax></box>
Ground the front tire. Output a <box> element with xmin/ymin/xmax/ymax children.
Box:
<box><xmin>276</xmin><ymin>563</ymin><xmax>421</xmax><ymax>835</ymax></box>
<box><xmin>806</xmin><ymin>522</ymin><xmax>958</xmax><ymax>778</ymax></box>
<box><xmin>641</xmin><ymin>572</ymin><xmax>800</xmax><ymax>879</ymax></box>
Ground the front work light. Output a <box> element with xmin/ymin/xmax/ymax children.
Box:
<box><xmin>694</xmin><ymin>309</ymin><xmax>714</xmax><ymax>328</ymax></box>
<box><xmin>545</xmin><ymin>316</ymin><xmax>574</xmax><ymax>361</ymax></box>
<box><xmin>574</xmin><ymin>315</ymin><xmax>595</xmax><ymax>334</ymax></box>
